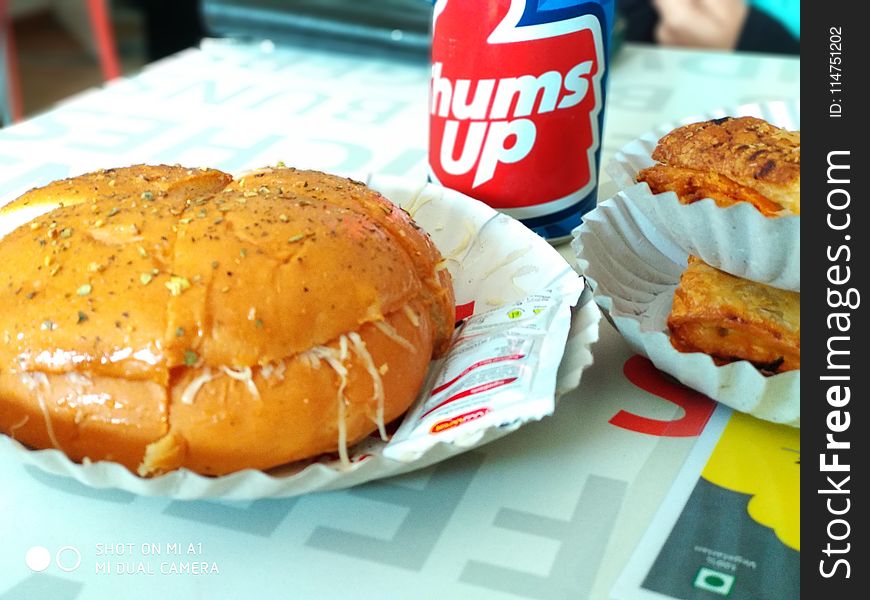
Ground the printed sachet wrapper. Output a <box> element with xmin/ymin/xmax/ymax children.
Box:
<box><xmin>0</xmin><ymin>175</ymin><xmax>600</xmax><ymax>499</ymax></box>
<box><xmin>383</xmin><ymin>283</ymin><xmax>583</xmax><ymax>462</ymax></box>
<box><xmin>573</xmin><ymin>191</ymin><xmax>799</xmax><ymax>428</ymax></box>
<box><xmin>606</xmin><ymin>100</ymin><xmax>800</xmax><ymax>292</ymax></box>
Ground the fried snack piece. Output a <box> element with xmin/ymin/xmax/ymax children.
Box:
<box><xmin>638</xmin><ymin>165</ymin><xmax>784</xmax><ymax>216</ymax></box>
<box><xmin>668</xmin><ymin>257</ymin><xmax>800</xmax><ymax>373</ymax></box>
<box><xmin>638</xmin><ymin>116</ymin><xmax>800</xmax><ymax>215</ymax></box>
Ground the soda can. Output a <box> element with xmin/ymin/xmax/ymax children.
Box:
<box><xmin>428</xmin><ymin>0</ymin><xmax>614</xmax><ymax>242</ymax></box>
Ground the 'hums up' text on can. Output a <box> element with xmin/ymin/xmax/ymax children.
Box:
<box><xmin>428</xmin><ymin>0</ymin><xmax>613</xmax><ymax>242</ymax></box>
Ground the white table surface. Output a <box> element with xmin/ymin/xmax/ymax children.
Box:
<box><xmin>0</xmin><ymin>40</ymin><xmax>799</xmax><ymax>600</ymax></box>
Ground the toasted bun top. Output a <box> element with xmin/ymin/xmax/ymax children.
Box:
<box><xmin>0</xmin><ymin>165</ymin><xmax>454</xmax><ymax>385</ymax></box>
<box><xmin>651</xmin><ymin>116</ymin><xmax>801</xmax><ymax>215</ymax></box>
<box><xmin>4</xmin><ymin>164</ymin><xmax>233</xmax><ymax>213</ymax></box>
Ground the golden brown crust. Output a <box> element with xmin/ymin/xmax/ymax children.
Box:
<box><xmin>0</xmin><ymin>165</ymin><xmax>455</xmax><ymax>475</ymax></box>
<box><xmin>649</xmin><ymin>116</ymin><xmax>800</xmax><ymax>215</ymax></box>
<box><xmin>637</xmin><ymin>165</ymin><xmax>784</xmax><ymax>217</ymax></box>
<box><xmin>668</xmin><ymin>257</ymin><xmax>800</xmax><ymax>373</ymax></box>
<box><xmin>229</xmin><ymin>168</ymin><xmax>455</xmax><ymax>356</ymax></box>
<box><xmin>0</xmin><ymin>300</ymin><xmax>432</xmax><ymax>475</ymax></box>
<box><xmin>152</xmin><ymin>300</ymin><xmax>434</xmax><ymax>475</ymax></box>
<box><xmin>165</xmin><ymin>176</ymin><xmax>426</xmax><ymax>368</ymax></box>
<box><xmin>2</xmin><ymin>164</ymin><xmax>233</xmax><ymax>214</ymax></box>
<box><xmin>0</xmin><ymin>371</ymin><xmax>168</xmax><ymax>469</ymax></box>
<box><xmin>0</xmin><ymin>174</ymin><xmax>199</xmax><ymax>384</ymax></box>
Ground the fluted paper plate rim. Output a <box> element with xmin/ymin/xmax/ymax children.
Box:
<box><xmin>605</xmin><ymin>99</ymin><xmax>801</xmax><ymax>291</ymax></box>
<box><xmin>572</xmin><ymin>191</ymin><xmax>799</xmax><ymax>428</ymax></box>
<box><xmin>0</xmin><ymin>175</ymin><xmax>601</xmax><ymax>499</ymax></box>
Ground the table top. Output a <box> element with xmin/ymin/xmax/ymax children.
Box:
<box><xmin>0</xmin><ymin>41</ymin><xmax>799</xmax><ymax>600</ymax></box>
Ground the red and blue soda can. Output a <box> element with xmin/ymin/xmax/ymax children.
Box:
<box><xmin>428</xmin><ymin>0</ymin><xmax>614</xmax><ymax>242</ymax></box>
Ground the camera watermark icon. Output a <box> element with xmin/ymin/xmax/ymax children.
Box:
<box><xmin>25</xmin><ymin>546</ymin><xmax>82</xmax><ymax>573</ymax></box>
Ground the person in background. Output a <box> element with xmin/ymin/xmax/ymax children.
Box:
<box><xmin>619</xmin><ymin>0</ymin><xmax>800</xmax><ymax>55</ymax></box>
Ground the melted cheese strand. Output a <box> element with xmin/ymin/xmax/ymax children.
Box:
<box><xmin>180</xmin><ymin>368</ymin><xmax>215</xmax><ymax>405</ymax></box>
<box><xmin>21</xmin><ymin>372</ymin><xmax>62</xmax><ymax>450</ymax></box>
<box><xmin>298</xmin><ymin>350</ymin><xmax>320</xmax><ymax>369</ymax></box>
<box><xmin>9</xmin><ymin>415</ymin><xmax>29</xmax><ymax>440</ymax></box>
<box><xmin>260</xmin><ymin>360</ymin><xmax>286</xmax><ymax>382</ymax></box>
<box><xmin>308</xmin><ymin>343</ymin><xmax>351</xmax><ymax>467</ymax></box>
<box><xmin>481</xmin><ymin>246</ymin><xmax>530</xmax><ymax>280</ymax></box>
<box><xmin>445</xmin><ymin>218</ymin><xmax>476</xmax><ymax>263</ymax></box>
<box><xmin>402</xmin><ymin>305</ymin><xmax>421</xmax><ymax>328</ymax></box>
<box><xmin>404</xmin><ymin>189</ymin><xmax>432</xmax><ymax>219</ymax></box>
<box><xmin>348</xmin><ymin>331</ymin><xmax>387</xmax><ymax>441</ymax></box>
<box><xmin>67</xmin><ymin>372</ymin><xmax>93</xmax><ymax>389</ymax></box>
<box><xmin>510</xmin><ymin>264</ymin><xmax>538</xmax><ymax>297</ymax></box>
<box><xmin>220</xmin><ymin>366</ymin><xmax>260</xmax><ymax>399</ymax></box>
<box><xmin>373</xmin><ymin>320</ymin><xmax>416</xmax><ymax>352</ymax></box>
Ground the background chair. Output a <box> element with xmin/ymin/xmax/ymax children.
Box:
<box><xmin>1</xmin><ymin>0</ymin><xmax>120</xmax><ymax>125</ymax></box>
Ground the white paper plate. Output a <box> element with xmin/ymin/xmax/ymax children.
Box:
<box><xmin>0</xmin><ymin>175</ymin><xmax>600</xmax><ymax>499</ymax></box>
<box><xmin>572</xmin><ymin>191</ymin><xmax>799</xmax><ymax>428</ymax></box>
<box><xmin>606</xmin><ymin>100</ymin><xmax>800</xmax><ymax>291</ymax></box>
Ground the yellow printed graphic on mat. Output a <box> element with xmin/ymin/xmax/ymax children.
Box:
<box><xmin>702</xmin><ymin>411</ymin><xmax>800</xmax><ymax>551</ymax></box>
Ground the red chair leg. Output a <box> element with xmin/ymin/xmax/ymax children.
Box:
<box><xmin>87</xmin><ymin>0</ymin><xmax>121</xmax><ymax>81</ymax></box>
<box><xmin>1</xmin><ymin>0</ymin><xmax>24</xmax><ymax>122</ymax></box>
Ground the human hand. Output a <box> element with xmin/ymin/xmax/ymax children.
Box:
<box><xmin>653</xmin><ymin>0</ymin><xmax>749</xmax><ymax>50</ymax></box>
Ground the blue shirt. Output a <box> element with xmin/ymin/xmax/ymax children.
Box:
<box><xmin>750</xmin><ymin>0</ymin><xmax>800</xmax><ymax>38</ymax></box>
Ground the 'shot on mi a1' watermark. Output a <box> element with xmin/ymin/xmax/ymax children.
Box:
<box><xmin>25</xmin><ymin>542</ymin><xmax>221</xmax><ymax>576</ymax></box>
